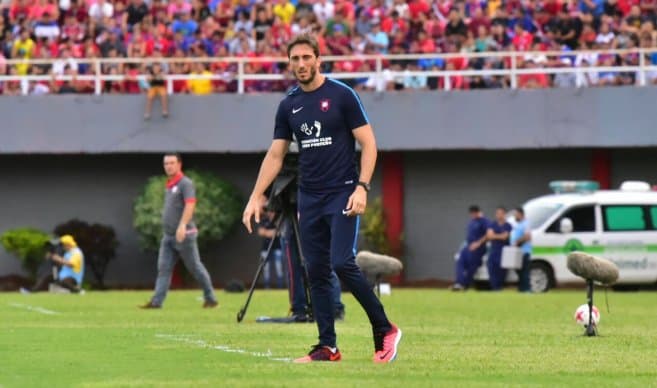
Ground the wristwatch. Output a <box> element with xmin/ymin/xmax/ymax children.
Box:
<box><xmin>357</xmin><ymin>181</ymin><xmax>371</xmax><ymax>192</ymax></box>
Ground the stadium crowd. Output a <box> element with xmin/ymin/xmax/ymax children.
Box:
<box><xmin>2</xmin><ymin>0</ymin><xmax>657</xmax><ymax>94</ymax></box>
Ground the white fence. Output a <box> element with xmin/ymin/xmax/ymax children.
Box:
<box><xmin>1</xmin><ymin>48</ymin><xmax>657</xmax><ymax>95</ymax></box>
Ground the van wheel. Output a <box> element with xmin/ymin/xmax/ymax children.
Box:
<box><xmin>530</xmin><ymin>262</ymin><xmax>554</xmax><ymax>293</ymax></box>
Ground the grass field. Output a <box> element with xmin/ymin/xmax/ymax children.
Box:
<box><xmin>1</xmin><ymin>288</ymin><xmax>657</xmax><ymax>387</ymax></box>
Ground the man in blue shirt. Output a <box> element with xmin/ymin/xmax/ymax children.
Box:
<box><xmin>171</xmin><ymin>11</ymin><xmax>198</xmax><ymax>37</ymax></box>
<box><xmin>242</xmin><ymin>33</ymin><xmax>401</xmax><ymax>364</ymax></box>
<box><xmin>453</xmin><ymin>205</ymin><xmax>489</xmax><ymax>291</ymax></box>
<box><xmin>486</xmin><ymin>207</ymin><xmax>512</xmax><ymax>291</ymax></box>
<box><xmin>510</xmin><ymin>207</ymin><xmax>532</xmax><ymax>292</ymax></box>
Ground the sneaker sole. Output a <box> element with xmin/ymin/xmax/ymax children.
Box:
<box><xmin>293</xmin><ymin>355</ymin><xmax>342</xmax><ymax>363</ymax></box>
<box><xmin>374</xmin><ymin>327</ymin><xmax>403</xmax><ymax>363</ymax></box>
<box><xmin>389</xmin><ymin>327</ymin><xmax>402</xmax><ymax>362</ymax></box>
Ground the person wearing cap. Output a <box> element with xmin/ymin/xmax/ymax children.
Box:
<box><xmin>24</xmin><ymin>234</ymin><xmax>85</xmax><ymax>293</ymax></box>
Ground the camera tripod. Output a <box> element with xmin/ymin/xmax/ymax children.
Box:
<box><xmin>236</xmin><ymin>175</ymin><xmax>313</xmax><ymax>323</ymax></box>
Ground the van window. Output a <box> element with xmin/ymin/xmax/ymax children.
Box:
<box><xmin>547</xmin><ymin>205</ymin><xmax>596</xmax><ymax>233</ymax></box>
<box><xmin>603</xmin><ymin>206</ymin><xmax>647</xmax><ymax>231</ymax></box>
<box><xmin>650</xmin><ymin>207</ymin><xmax>657</xmax><ymax>228</ymax></box>
<box><xmin>525</xmin><ymin>202</ymin><xmax>563</xmax><ymax>230</ymax></box>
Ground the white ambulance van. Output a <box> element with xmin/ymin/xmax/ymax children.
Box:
<box><xmin>475</xmin><ymin>180</ymin><xmax>657</xmax><ymax>292</ymax></box>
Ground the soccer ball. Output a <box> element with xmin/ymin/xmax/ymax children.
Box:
<box><xmin>574</xmin><ymin>304</ymin><xmax>600</xmax><ymax>327</ymax></box>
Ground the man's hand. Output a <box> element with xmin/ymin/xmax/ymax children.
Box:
<box><xmin>176</xmin><ymin>225</ymin><xmax>186</xmax><ymax>243</ymax></box>
<box><xmin>468</xmin><ymin>242</ymin><xmax>480</xmax><ymax>251</ymax></box>
<box><xmin>242</xmin><ymin>194</ymin><xmax>267</xmax><ymax>234</ymax></box>
<box><xmin>344</xmin><ymin>186</ymin><xmax>367</xmax><ymax>217</ymax></box>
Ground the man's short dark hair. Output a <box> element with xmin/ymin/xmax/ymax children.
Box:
<box><xmin>515</xmin><ymin>207</ymin><xmax>525</xmax><ymax>215</ymax></box>
<box><xmin>287</xmin><ymin>33</ymin><xmax>320</xmax><ymax>58</ymax></box>
<box><xmin>164</xmin><ymin>152</ymin><xmax>182</xmax><ymax>162</ymax></box>
<box><xmin>468</xmin><ymin>205</ymin><xmax>480</xmax><ymax>213</ymax></box>
<box><xmin>496</xmin><ymin>206</ymin><xmax>507</xmax><ymax>212</ymax></box>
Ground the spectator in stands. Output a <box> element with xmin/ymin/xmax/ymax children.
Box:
<box><xmin>403</xmin><ymin>61</ymin><xmax>428</xmax><ymax>90</ymax></box>
<box><xmin>445</xmin><ymin>8</ymin><xmax>469</xmax><ymax>44</ymax></box>
<box><xmin>1</xmin><ymin>0</ymin><xmax>656</xmax><ymax>95</ymax></box>
<box><xmin>30</xmin><ymin>65</ymin><xmax>51</xmax><ymax>95</ymax></box>
<box><xmin>191</xmin><ymin>0</ymin><xmax>211</xmax><ymax>22</ymax></box>
<box><xmin>51</xmin><ymin>65</ymin><xmax>81</xmax><ymax>93</ymax></box>
<box><xmin>34</xmin><ymin>12</ymin><xmax>60</xmax><ymax>40</ymax></box>
<box><xmin>12</xmin><ymin>29</ymin><xmax>34</xmax><ymax>75</ymax></box>
<box><xmin>125</xmin><ymin>0</ymin><xmax>149</xmax><ymax>30</ymax></box>
<box><xmin>88</xmin><ymin>0</ymin><xmax>113</xmax><ymax>33</ymax></box>
<box><xmin>253</xmin><ymin>6</ymin><xmax>274</xmax><ymax>42</ymax></box>
<box><xmin>52</xmin><ymin>47</ymin><xmax>78</xmax><ymax>75</ymax></box>
<box><xmin>187</xmin><ymin>62</ymin><xmax>213</xmax><ymax>94</ymax></box>
<box><xmin>314</xmin><ymin>0</ymin><xmax>335</xmax><ymax>24</ymax></box>
<box><xmin>228</xmin><ymin>28</ymin><xmax>255</xmax><ymax>54</ymax></box>
<box><xmin>273</xmin><ymin>0</ymin><xmax>295</xmax><ymax>25</ymax></box>
<box><xmin>172</xmin><ymin>10</ymin><xmax>198</xmax><ymax>37</ymax></box>
<box><xmin>3</xmin><ymin>67</ymin><xmax>22</xmax><ymax>95</ymax></box>
<box><xmin>234</xmin><ymin>9</ymin><xmax>253</xmax><ymax>34</ymax></box>
<box><xmin>144</xmin><ymin>62</ymin><xmax>169</xmax><ymax>119</ymax></box>
<box><xmin>168</xmin><ymin>0</ymin><xmax>191</xmax><ymax>20</ymax></box>
<box><xmin>366</xmin><ymin>20</ymin><xmax>389</xmax><ymax>53</ymax></box>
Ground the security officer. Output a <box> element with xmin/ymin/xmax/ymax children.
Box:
<box><xmin>486</xmin><ymin>207</ymin><xmax>512</xmax><ymax>291</ymax></box>
<box><xmin>452</xmin><ymin>205</ymin><xmax>489</xmax><ymax>291</ymax></box>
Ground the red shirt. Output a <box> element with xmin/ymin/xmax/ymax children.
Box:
<box><xmin>409</xmin><ymin>0</ymin><xmax>430</xmax><ymax>18</ymax></box>
<box><xmin>512</xmin><ymin>31</ymin><xmax>534</xmax><ymax>51</ymax></box>
<box><xmin>381</xmin><ymin>17</ymin><xmax>408</xmax><ymax>34</ymax></box>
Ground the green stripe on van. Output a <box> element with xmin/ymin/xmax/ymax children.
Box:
<box><xmin>533</xmin><ymin>244</ymin><xmax>657</xmax><ymax>255</ymax></box>
<box><xmin>533</xmin><ymin>246</ymin><xmax>605</xmax><ymax>255</ymax></box>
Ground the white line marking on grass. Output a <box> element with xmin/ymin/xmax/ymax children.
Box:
<box><xmin>8</xmin><ymin>302</ymin><xmax>60</xmax><ymax>315</ymax></box>
<box><xmin>155</xmin><ymin>334</ymin><xmax>292</xmax><ymax>363</ymax></box>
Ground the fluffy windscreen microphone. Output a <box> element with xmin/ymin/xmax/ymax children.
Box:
<box><xmin>355</xmin><ymin>251</ymin><xmax>403</xmax><ymax>276</ymax></box>
<box><xmin>567</xmin><ymin>251</ymin><xmax>620</xmax><ymax>285</ymax></box>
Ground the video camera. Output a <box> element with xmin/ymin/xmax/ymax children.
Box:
<box><xmin>45</xmin><ymin>238</ymin><xmax>65</xmax><ymax>257</ymax></box>
<box><xmin>266</xmin><ymin>152</ymin><xmax>299</xmax><ymax>213</ymax></box>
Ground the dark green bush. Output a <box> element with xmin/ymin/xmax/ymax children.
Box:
<box><xmin>53</xmin><ymin>219</ymin><xmax>118</xmax><ymax>288</ymax></box>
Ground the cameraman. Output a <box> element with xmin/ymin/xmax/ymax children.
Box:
<box><xmin>29</xmin><ymin>235</ymin><xmax>85</xmax><ymax>293</ymax></box>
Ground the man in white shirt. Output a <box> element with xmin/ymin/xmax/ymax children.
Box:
<box><xmin>313</xmin><ymin>0</ymin><xmax>334</xmax><ymax>24</ymax></box>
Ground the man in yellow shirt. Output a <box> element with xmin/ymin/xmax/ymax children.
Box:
<box><xmin>187</xmin><ymin>63</ymin><xmax>213</xmax><ymax>95</ymax></box>
<box><xmin>12</xmin><ymin>29</ymin><xmax>35</xmax><ymax>75</ymax></box>
<box><xmin>273</xmin><ymin>0</ymin><xmax>296</xmax><ymax>25</ymax></box>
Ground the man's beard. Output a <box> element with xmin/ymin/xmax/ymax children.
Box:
<box><xmin>296</xmin><ymin>66</ymin><xmax>317</xmax><ymax>85</ymax></box>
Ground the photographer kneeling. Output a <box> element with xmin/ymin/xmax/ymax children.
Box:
<box><xmin>27</xmin><ymin>235</ymin><xmax>85</xmax><ymax>293</ymax></box>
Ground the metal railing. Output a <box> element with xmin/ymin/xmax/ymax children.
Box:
<box><xmin>1</xmin><ymin>48</ymin><xmax>656</xmax><ymax>95</ymax></box>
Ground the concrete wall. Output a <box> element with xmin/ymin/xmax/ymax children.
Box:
<box><xmin>402</xmin><ymin>150</ymin><xmax>593</xmax><ymax>281</ymax></box>
<box><xmin>3</xmin><ymin>87</ymin><xmax>657</xmax><ymax>285</ymax></box>
<box><xmin>3</xmin><ymin>88</ymin><xmax>657</xmax><ymax>154</ymax></box>
<box><xmin>0</xmin><ymin>153</ymin><xmax>383</xmax><ymax>287</ymax></box>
